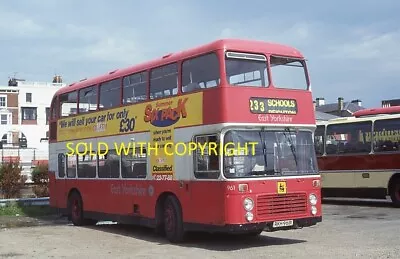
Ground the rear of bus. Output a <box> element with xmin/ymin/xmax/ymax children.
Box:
<box><xmin>212</xmin><ymin>41</ymin><xmax>322</xmax><ymax>232</ymax></box>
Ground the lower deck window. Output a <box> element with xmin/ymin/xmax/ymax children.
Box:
<box><xmin>194</xmin><ymin>135</ymin><xmax>219</xmax><ymax>179</ymax></box>
<box><xmin>98</xmin><ymin>150</ymin><xmax>120</xmax><ymax>178</ymax></box>
<box><xmin>77</xmin><ymin>154</ymin><xmax>97</xmax><ymax>178</ymax></box>
<box><xmin>121</xmin><ymin>148</ymin><xmax>147</xmax><ymax>178</ymax></box>
<box><xmin>66</xmin><ymin>155</ymin><xmax>76</xmax><ymax>178</ymax></box>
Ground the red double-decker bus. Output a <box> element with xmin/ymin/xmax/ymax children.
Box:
<box><xmin>48</xmin><ymin>38</ymin><xmax>322</xmax><ymax>243</ymax></box>
<box><xmin>315</xmin><ymin>106</ymin><xmax>400</xmax><ymax>206</ymax></box>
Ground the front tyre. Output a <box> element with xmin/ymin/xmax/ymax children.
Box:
<box><xmin>163</xmin><ymin>195</ymin><xmax>185</xmax><ymax>243</ymax></box>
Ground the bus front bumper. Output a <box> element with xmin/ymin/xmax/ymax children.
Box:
<box><xmin>185</xmin><ymin>216</ymin><xmax>322</xmax><ymax>234</ymax></box>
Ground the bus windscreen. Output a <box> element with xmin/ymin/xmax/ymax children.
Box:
<box><xmin>223</xmin><ymin>129</ymin><xmax>318</xmax><ymax>178</ymax></box>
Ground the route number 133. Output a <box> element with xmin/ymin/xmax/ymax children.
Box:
<box><xmin>250</xmin><ymin>99</ymin><xmax>265</xmax><ymax>112</ymax></box>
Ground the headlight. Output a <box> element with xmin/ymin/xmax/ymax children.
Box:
<box><xmin>245</xmin><ymin>212</ymin><xmax>254</xmax><ymax>222</ymax></box>
<box><xmin>243</xmin><ymin>198</ymin><xmax>254</xmax><ymax>211</ymax></box>
<box><xmin>309</xmin><ymin>193</ymin><xmax>317</xmax><ymax>206</ymax></box>
<box><xmin>311</xmin><ymin>206</ymin><xmax>317</xmax><ymax>215</ymax></box>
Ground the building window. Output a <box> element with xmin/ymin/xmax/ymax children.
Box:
<box><xmin>26</xmin><ymin>93</ymin><xmax>32</xmax><ymax>102</ymax></box>
<box><xmin>45</xmin><ymin>107</ymin><xmax>50</xmax><ymax>125</ymax></box>
<box><xmin>0</xmin><ymin>114</ymin><xmax>8</xmax><ymax>125</ymax></box>
<box><xmin>22</xmin><ymin>107</ymin><xmax>37</xmax><ymax>120</ymax></box>
<box><xmin>1</xmin><ymin>134</ymin><xmax>7</xmax><ymax>144</ymax></box>
<box><xmin>0</xmin><ymin>95</ymin><xmax>6</xmax><ymax>107</ymax></box>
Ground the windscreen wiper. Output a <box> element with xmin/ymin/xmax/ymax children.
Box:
<box><xmin>259</xmin><ymin>127</ymin><xmax>268</xmax><ymax>170</ymax></box>
<box><xmin>283</xmin><ymin>127</ymin><xmax>298</xmax><ymax>167</ymax></box>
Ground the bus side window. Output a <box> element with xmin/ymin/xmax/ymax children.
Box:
<box><xmin>150</xmin><ymin>63</ymin><xmax>178</xmax><ymax>99</ymax></box>
<box><xmin>58</xmin><ymin>153</ymin><xmax>65</xmax><ymax>178</ymax></box>
<box><xmin>77</xmin><ymin>154</ymin><xmax>97</xmax><ymax>178</ymax></box>
<box><xmin>78</xmin><ymin>85</ymin><xmax>98</xmax><ymax>113</ymax></box>
<box><xmin>373</xmin><ymin>118</ymin><xmax>400</xmax><ymax>153</ymax></box>
<box><xmin>325</xmin><ymin>121</ymin><xmax>372</xmax><ymax>155</ymax></box>
<box><xmin>99</xmin><ymin>79</ymin><xmax>121</xmax><ymax>109</ymax></box>
<box><xmin>66</xmin><ymin>155</ymin><xmax>77</xmax><ymax>178</ymax></box>
<box><xmin>123</xmin><ymin>71</ymin><xmax>148</xmax><ymax>104</ymax></box>
<box><xmin>194</xmin><ymin>135</ymin><xmax>219</xmax><ymax>179</ymax></box>
<box><xmin>98</xmin><ymin>150</ymin><xmax>120</xmax><ymax>178</ymax></box>
<box><xmin>59</xmin><ymin>91</ymin><xmax>78</xmax><ymax>117</ymax></box>
<box><xmin>121</xmin><ymin>148</ymin><xmax>147</xmax><ymax>179</ymax></box>
<box><xmin>182</xmin><ymin>52</ymin><xmax>220</xmax><ymax>93</ymax></box>
<box><xmin>314</xmin><ymin>125</ymin><xmax>325</xmax><ymax>155</ymax></box>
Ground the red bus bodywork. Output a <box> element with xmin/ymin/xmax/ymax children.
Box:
<box><xmin>48</xmin><ymin>39</ymin><xmax>322</xmax><ymax>242</ymax></box>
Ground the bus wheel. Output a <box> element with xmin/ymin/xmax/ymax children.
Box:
<box><xmin>68</xmin><ymin>192</ymin><xmax>84</xmax><ymax>226</ymax></box>
<box><xmin>68</xmin><ymin>192</ymin><xmax>98</xmax><ymax>226</ymax></box>
<box><xmin>163</xmin><ymin>196</ymin><xmax>185</xmax><ymax>243</ymax></box>
<box><xmin>390</xmin><ymin>179</ymin><xmax>400</xmax><ymax>208</ymax></box>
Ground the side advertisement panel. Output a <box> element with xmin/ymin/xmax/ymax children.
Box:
<box><xmin>58</xmin><ymin>92</ymin><xmax>204</xmax><ymax>180</ymax></box>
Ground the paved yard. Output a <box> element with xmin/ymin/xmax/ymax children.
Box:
<box><xmin>0</xmin><ymin>200</ymin><xmax>399</xmax><ymax>258</ymax></box>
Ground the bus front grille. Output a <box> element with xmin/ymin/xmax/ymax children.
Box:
<box><xmin>256</xmin><ymin>193</ymin><xmax>307</xmax><ymax>218</ymax></box>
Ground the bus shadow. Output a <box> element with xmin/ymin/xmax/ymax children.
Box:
<box><xmin>83</xmin><ymin>223</ymin><xmax>306</xmax><ymax>251</ymax></box>
<box><xmin>322</xmin><ymin>198</ymin><xmax>395</xmax><ymax>208</ymax></box>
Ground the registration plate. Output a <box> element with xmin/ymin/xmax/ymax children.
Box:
<box><xmin>272</xmin><ymin>220</ymin><xmax>294</xmax><ymax>228</ymax></box>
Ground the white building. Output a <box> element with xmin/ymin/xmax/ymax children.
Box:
<box><xmin>0</xmin><ymin>76</ymin><xmax>66</xmax><ymax>182</ymax></box>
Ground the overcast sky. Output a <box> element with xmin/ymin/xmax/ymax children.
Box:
<box><xmin>1</xmin><ymin>0</ymin><xmax>399</xmax><ymax>108</ymax></box>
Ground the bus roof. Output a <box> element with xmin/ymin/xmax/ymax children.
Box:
<box><xmin>316</xmin><ymin>112</ymin><xmax>400</xmax><ymax>126</ymax></box>
<box><xmin>54</xmin><ymin>38</ymin><xmax>305</xmax><ymax>97</ymax></box>
<box><xmin>353</xmin><ymin>106</ymin><xmax>400</xmax><ymax>118</ymax></box>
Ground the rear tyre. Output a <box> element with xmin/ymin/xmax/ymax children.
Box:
<box><xmin>68</xmin><ymin>192</ymin><xmax>85</xmax><ymax>226</ymax></box>
<box><xmin>389</xmin><ymin>178</ymin><xmax>400</xmax><ymax>208</ymax></box>
<box><xmin>68</xmin><ymin>192</ymin><xmax>98</xmax><ymax>226</ymax></box>
<box><xmin>163</xmin><ymin>195</ymin><xmax>185</xmax><ymax>243</ymax></box>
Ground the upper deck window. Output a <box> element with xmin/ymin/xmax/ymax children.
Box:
<box><xmin>99</xmin><ymin>79</ymin><xmax>121</xmax><ymax>109</ymax></box>
<box><xmin>59</xmin><ymin>91</ymin><xmax>78</xmax><ymax>117</ymax></box>
<box><xmin>182</xmin><ymin>52</ymin><xmax>220</xmax><ymax>92</ymax></box>
<box><xmin>50</xmin><ymin>97</ymin><xmax>58</xmax><ymax>120</ymax></box>
<box><xmin>270</xmin><ymin>56</ymin><xmax>308</xmax><ymax>90</ymax></box>
<box><xmin>150</xmin><ymin>63</ymin><xmax>178</xmax><ymax>99</ymax></box>
<box><xmin>79</xmin><ymin>85</ymin><xmax>98</xmax><ymax>113</ymax></box>
<box><xmin>225</xmin><ymin>51</ymin><xmax>268</xmax><ymax>87</ymax></box>
<box><xmin>123</xmin><ymin>71</ymin><xmax>148</xmax><ymax>104</ymax></box>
